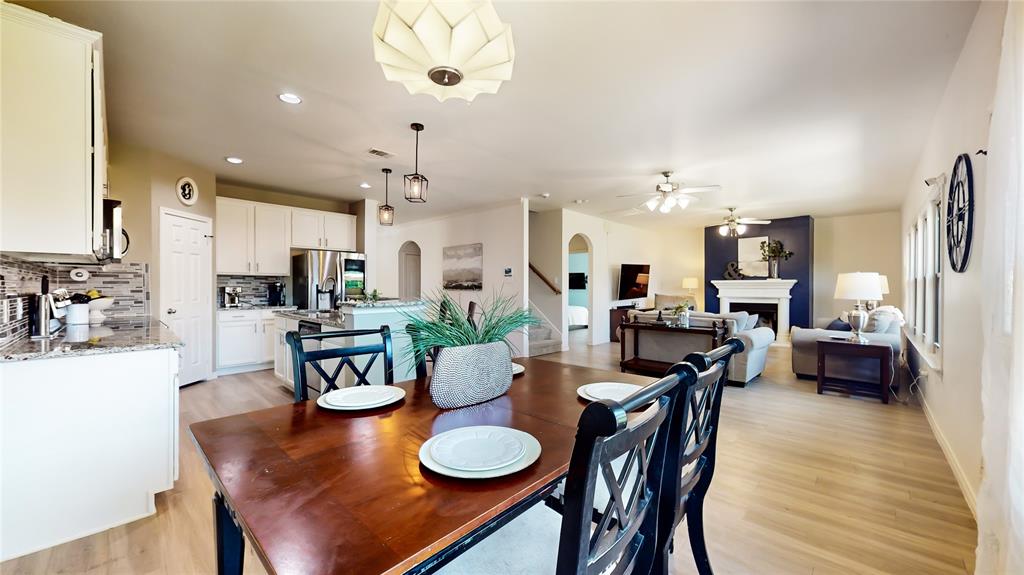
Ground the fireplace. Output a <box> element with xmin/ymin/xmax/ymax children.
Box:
<box><xmin>730</xmin><ymin>302</ymin><xmax>778</xmax><ymax>333</ymax></box>
<box><xmin>710</xmin><ymin>279</ymin><xmax>797</xmax><ymax>344</ymax></box>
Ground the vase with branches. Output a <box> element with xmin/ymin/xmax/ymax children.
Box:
<box><xmin>760</xmin><ymin>239</ymin><xmax>794</xmax><ymax>279</ymax></box>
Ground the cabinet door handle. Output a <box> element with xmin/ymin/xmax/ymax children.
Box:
<box><xmin>324</xmin><ymin>237</ymin><xmax>328</xmax><ymax>248</ymax></box>
<box><xmin>256</xmin><ymin>262</ymin><xmax>260</xmax><ymax>273</ymax></box>
<box><xmin>247</xmin><ymin>261</ymin><xmax>251</xmax><ymax>272</ymax></box>
<box><xmin>167</xmin><ymin>308</ymin><xmax>177</xmax><ymax>314</ymax></box>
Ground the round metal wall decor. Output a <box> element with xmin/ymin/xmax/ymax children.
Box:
<box><xmin>946</xmin><ymin>153</ymin><xmax>974</xmax><ymax>273</ymax></box>
<box><xmin>176</xmin><ymin>177</ymin><xmax>198</xmax><ymax>206</ymax></box>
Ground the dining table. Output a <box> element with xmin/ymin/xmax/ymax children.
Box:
<box><xmin>189</xmin><ymin>357</ymin><xmax>655</xmax><ymax>575</ymax></box>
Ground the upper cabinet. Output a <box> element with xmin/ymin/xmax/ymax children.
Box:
<box><xmin>291</xmin><ymin>209</ymin><xmax>356</xmax><ymax>251</ymax></box>
<box><xmin>216</xmin><ymin>198</ymin><xmax>290</xmax><ymax>276</ymax></box>
<box><xmin>1</xmin><ymin>3</ymin><xmax>106</xmax><ymax>257</ymax></box>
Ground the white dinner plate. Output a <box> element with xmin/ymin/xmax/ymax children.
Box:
<box><xmin>429</xmin><ymin>426</ymin><xmax>526</xmax><ymax>471</ymax></box>
<box><xmin>316</xmin><ymin>386</ymin><xmax>406</xmax><ymax>411</ymax></box>
<box><xmin>420</xmin><ymin>427</ymin><xmax>542</xmax><ymax>479</ymax></box>
<box><xmin>511</xmin><ymin>362</ymin><xmax>525</xmax><ymax>376</ymax></box>
<box><xmin>577</xmin><ymin>382</ymin><xmax>643</xmax><ymax>403</ymax></box>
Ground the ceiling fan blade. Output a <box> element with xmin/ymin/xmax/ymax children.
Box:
<box><xmin>615</xmin><ymin>192</ymin><xmax>657</xmax><ymax>198</ymax></box>
<box><xmin>736</xmin><ymin>218</ymin><xmax>771</xmax><ymax>224</ymax></box>
<box><xmin>676</xmin><ymin>185</ymin><xmax>721</xmax><ymax>193</ymax></box>
<box><xmin>603</xmin><ymin>207</ymin><xmax>644</xmax><ymax>217</ymax></box>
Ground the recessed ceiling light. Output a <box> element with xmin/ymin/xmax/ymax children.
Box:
<box><xmin>360</xmin><ymin>182</ymin><xmax>372</xmax><ymax>189</ymax></box>
<box><xmin>225</xmin><ymin>156</ymin><xmax>243</xmax><ymax>165</ymax></box>
<box><xmin>278</xmin><ymin>93</ymin><xmax>302</xmax><ymax>104</ymax></box>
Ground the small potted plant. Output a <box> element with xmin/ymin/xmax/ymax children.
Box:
<box><xmin>401</xmin><ymin>291</ymin><xmax>538</xmax><ymax>409</ymax></box>
<box><xmin>760</xmin><ymin>239</ymin><xmax>794</xmax><ymax>279</ymax></box>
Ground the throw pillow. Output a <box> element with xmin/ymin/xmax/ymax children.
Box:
<box><xmin>744</xmin><ymin>314</ymin><xmax>759</xmax><ymax>331</ymax></box>
<box><xmin>864</xmin><ymin>309</ymin><xmax>896</xmax><ymax>333</ymax></box>
<box><xmin>826</xmin><ymin>318</ymin><xmax>852</xmax><ymax>332</ymax></box>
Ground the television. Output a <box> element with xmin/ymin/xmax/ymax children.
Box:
<box><xmin>617</xmin><ymin>264</ymin><xmax>651</xmax><ymax>300</ymax></box>
<box><xmin>568</xmin><ymin>272</ymin><xmax>588</xmax><ymax>290</ymax></box>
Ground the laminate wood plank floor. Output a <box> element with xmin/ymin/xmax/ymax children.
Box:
<box><xmin>3</xmin><ymin>342</ymin><xmax>976</xmax><ymax>574</ymax></box>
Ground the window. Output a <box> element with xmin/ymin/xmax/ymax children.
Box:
<box><xmin>932</xmin><ymin>198</ymin><xmax>942</xmax><ymax>348</ymax></box>
<box><xmin>904</xmin><ymin>185</ymin><xmax>944</xmax><ymax>359</ymax></box>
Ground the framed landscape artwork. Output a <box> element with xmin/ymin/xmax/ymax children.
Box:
<box><xmin>442</xmin><ymin>243</ymin><xmax>483</xmax><ymax>290</ymax></box>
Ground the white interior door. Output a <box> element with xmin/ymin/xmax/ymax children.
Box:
<box><xmin>160</xmin><ymin>210</ymin><xmax>213</xmax><ymax>385</ymax></box>
<box><xmin>400</xmin><ymin>252</ymin><xmax>421</xmax><ymax>300</ymax></box>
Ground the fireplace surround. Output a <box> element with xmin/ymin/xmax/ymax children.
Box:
<box><xmin>711</xmin><ymin>279</ymin><xmax>798</xmax><ymax>344</ymax></box>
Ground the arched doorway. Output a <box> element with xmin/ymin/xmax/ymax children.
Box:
<box><xmin>398</xmin><ymin>241</ymin><xmax>421</xmax><ymax>300</ymax></box>
<box><xmin>567</xmin><ymin>233</ymin><xmax>593</xmax><ymax>348</ymax></box>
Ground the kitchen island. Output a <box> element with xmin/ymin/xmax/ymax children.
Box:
<box><xmin>274</xmin><ymin>300</ymin><xmax>427</xmax><ymax>388</ymax></box>
<box><xmin>0</xmin><ymin>319</ymin><xmax>182</xmax><ymax>561</ymax></box>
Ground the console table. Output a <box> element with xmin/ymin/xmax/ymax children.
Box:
<box><xmin>816</xmin><ymin>339</ymin><xmax>894</xmax><ymax>404</ymax></box>
<box><xmin>619</xmin><ymin>321</ymin><xmax>726</xmax><ymax>376</ymax></box>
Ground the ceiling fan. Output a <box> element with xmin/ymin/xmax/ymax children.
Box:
<box><xmin>718</xmin><ymin>208</ymin><xmax>771</xmax><ymax>237</ymax></box>
<box><xmin>616</xmin><ymin>172</ymin><xmax>720</xmax><ymax>214</ymax></box>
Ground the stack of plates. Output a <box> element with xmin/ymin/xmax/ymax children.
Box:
<box><xmin>577</xmin><ymin>382</ymin><xmax>643</xmax><ymax>403</ymax></box>
<box><xmin>419</xmin><ymin>425</ymin><xmax>541</xmax><ymax>479</ymax></box>
<box><xmin>511</xmin><ymin>362</ymin><xmax>525</xmax><ymax>376</ymax></box>
<box><xmin>316</xmin><ymin>386</ymin><xmax>406</xmax><ymax>411</ymax></box>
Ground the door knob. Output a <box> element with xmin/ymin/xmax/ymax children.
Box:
<box><xmin>167</xmin><ymin>308</ymin><xmax>177</xmax><ymax>314</ymax></box>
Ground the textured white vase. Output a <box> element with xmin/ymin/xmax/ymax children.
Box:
<box><xmin>430</xmin><ymin>341</ymin><xmax>513</xmax><ymax>409</ymax></box>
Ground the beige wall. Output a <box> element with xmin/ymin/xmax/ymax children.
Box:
<box><xmin>899</xmin><ymin>0</ymin><xmax>1004</xmax><ymax>513</ymax></box>
<box><xmin>813</xmin><ymin>211</ymin><xmax>902</xmax><ymax>323</ymax></box>
<box><xmin>528</xmin><ymin>210</ymin><xmax>564</xmax><ymax>336</ymax></box>
<box><xmin>217</xmin><ymin>182</ymin><xmax>349</xmax><ymax>213</ymax></box>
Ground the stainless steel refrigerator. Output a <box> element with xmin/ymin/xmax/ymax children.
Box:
<box><xmin>292</xmin><ymin>251</ymin><xmax>366</xmax><ymax>310</ymax></box>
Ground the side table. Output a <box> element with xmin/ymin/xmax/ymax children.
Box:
<box><xmin>816</xmin><ymin>339</ymin><xmax>894</xmax><ymax>404</ymax></box>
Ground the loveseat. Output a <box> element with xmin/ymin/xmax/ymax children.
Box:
<box><xmin>622</xmin><ymin>309</ymin><xmax>775</xmax><ymax>385</ymax></box>
<box><xmin>791</xmin><ymin>306</ymin><xmax>903</xmax><ymax>383</ymax></box>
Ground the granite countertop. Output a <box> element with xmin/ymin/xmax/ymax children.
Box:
<box><xmin>1</xmin><ymin>318</ymin><xmax>183</xmax><ymax>362</ymax></box>
<box><xmin>339</xmin><ymin>299</ymin><xmax>424</xmax><ymax>309</ymax></box>
<box><xmin>217</xmin><ymin>305</ymin><xmax>297</xmax><ymax>311</ymax></box>
<box><xmin>274</xmin><ymin>310</ymin><xmax>347</xmax><ymax>328</ymax></box>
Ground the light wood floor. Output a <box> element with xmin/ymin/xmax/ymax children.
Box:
<box><xmin>3</xmin><ymin>342</ymin><xmax>976</xmax><ymax>574</ymax></box>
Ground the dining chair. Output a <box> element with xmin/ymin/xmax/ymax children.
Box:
<box><xmin>438</xmin><ymin>363</ymin><xmax>694</xmax><ymax>575</ymax></box>
<box><xmin>285</xmin><ymin>326</ymin><xmax>394</xmax><ymax>402</ymax></box>
<box><xmin>653</xmin><ymin>338</ymin><xmax>744</xmax><ymax>575</ymax></box>
<box><xmin>466</xmin><ymin>300</ymin><xmax>480</xmax><ymax>330</ymax></box>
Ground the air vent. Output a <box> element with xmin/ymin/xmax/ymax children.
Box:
<box><xmin>367</xmin><ymin>148</ymin><xmax>394</xmax><ymax>159</ymax></box>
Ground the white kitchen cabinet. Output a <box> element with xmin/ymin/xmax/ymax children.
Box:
<box><xmin>216</xmin><ymin>198</ymin><xmax>291</xmax><ymax>276</ymax></box>
<box><xmin>215</xmin><ymin>198</ymin><xmax>252</xmax><ymax>274</ymax></box>
<box><xmin>1</xmin><ymin>3</ymin><xmax>106</xmax><ymax>259</ymax></box>
<box><xmin>253</xmin><ymin>204</ymin><xmax>290</xmax><ymax>275</ymax></box>
<box><xmin>274</xmin><ymin>316</ymin><xmax>299</xmax><ymax>384</ymax></box>
<box><xmin>260</xmin><ymin>318</ymin><xmax>276</xmax><ymax>363</ymax></box>
<box><xmin>323</xmin><ymin>213</ymin><xmax>357</xmax><ymax>251</ymax></box>
<box><xmin>291</xmin><ymin>209</ymin><xmax>356</xmax><ymax>251</ymax></box>
<box><xmin>216</xmin><ymin>318</ymin><xmax>259</xmax><ymax>367</ymax></box>
<box><xmin>291</xmin><ymin>209</ymin><xmax>323</xmax><ymax>249</ymax></box>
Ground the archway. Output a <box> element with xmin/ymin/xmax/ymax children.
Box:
<box><xmin>566</xmin><ymin>233</ymin><xmax>593</xmax><ymax>349</ymax></box>
<box><xmin>398</xmin><ymin>241</ymin><xmax>421</xmax><ymax>300</ymax></box>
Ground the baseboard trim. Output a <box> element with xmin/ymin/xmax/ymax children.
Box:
<box><xmin>919</xmin><ymin>394</ymin><xmax>978</xmax><ymax>518</ymax></box>
<box><xmin>216</xmin><ymin>362</ymin><xmax>273</xmax><ymax>377</ymax></box>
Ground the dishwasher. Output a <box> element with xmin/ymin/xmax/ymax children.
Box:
<box><xmin>294</xmin><ymin>320</ymin><xmax>322</xmax><ymax>394</ymax></box>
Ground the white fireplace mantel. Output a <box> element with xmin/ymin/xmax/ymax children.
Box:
<box><xmin>711</xmin><ymin>279</ymin><xmax>798</xmax><ymax>344</ymax></box>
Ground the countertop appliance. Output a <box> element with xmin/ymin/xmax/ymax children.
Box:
<box><xmin>296</xmin><ymin>320</ymin><xmax>322</xmax><ymax>391</ymax></box>
<box><xmin>30</xmin><ymin>288</ymin><xmax>72</xmax><ymax>339</ymax></box>
<box><xmin>267</xmin><ymin>282</ymin><xmax>286</xmax><ymax>307</ymax></box>
<box><xmin>221</xmin><ymin>286</ymin><xmax>243</xmax><ymax>308</ymax></box>
<box><xmin>292</xmin><ymin>251</ymin><xmax>366</xmax><ymax>311</ymax></box>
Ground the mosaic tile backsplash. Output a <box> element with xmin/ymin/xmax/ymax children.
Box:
<box><xmin>217</xmin><ymin>275</ymin><xmax>287</xmax><ymax>307</ymax></box>
<box><xmin>0</xmin><ymin>254</ymin><xmax>149</xmax><ymax>318</ymax></box>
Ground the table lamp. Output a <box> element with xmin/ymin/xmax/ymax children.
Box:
<box><xmin>681</xmin><ymin>277</ymin><xmax>699</xmax><ymax>310</ymax></box>
<box><xmin>868</xmin><ymin>275</ymin><xmax>890</xmax><ymax>310</ymax></box>
<box><xmin>834</xmin><ymin>272</ymin><xmax>882</xmax><ymax>344</ymax></box>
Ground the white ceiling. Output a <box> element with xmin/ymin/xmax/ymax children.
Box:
<box><xmin>22</xmin><ymin>1</ymin><xmax>978</xmax><ymax>227</ymax></box>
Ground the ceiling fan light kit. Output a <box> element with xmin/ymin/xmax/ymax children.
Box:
<box><xmin>372</xmin><ymin>0</ymin><xmax>515</xmax><ymax>102</ymax></box>
<box><xmin>621</xmin><ymin>171</ymin><xmax>719</xmax><ymax>215</ymax></box>
<box><xmin>404</xmin><ymin>123</ymin><xmax>428</xmax><ymax>203</ymax></box>
<box><xmin>719</xmin><ymin>208</ymin><xmax>770</xmax><ymax>237</ymax></box>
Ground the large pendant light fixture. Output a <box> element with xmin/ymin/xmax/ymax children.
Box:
<box><xmin>372</xmin><ymin>0</ymin><xmax>515</xmax><ymax>102</ymax></box>
<box><xmin>405</xmin><ymin>123</ymin><xmax>428</xmax><ymax>203</ymax></box>
<box><xmin>378</xmin><ymin>168</ymin><xmax>395</xmax><ymax>226</ymax></box>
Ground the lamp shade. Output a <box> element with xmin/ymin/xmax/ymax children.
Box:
<box><xmin>635</xmin><ymin>273</ymin><xmax>650</xmax><ymax>286</ymax></box>
<box><xmin>878</xmin><ymin>274</ymin><xmax>890</xmax><ymax>295</ymax></box>
<box><xmin>682</xmin><ymin>277</ymin><xmax>699</xmax><ymax>290</ymax></box>
<box><xmin>372</xmin><ymin>0</ymin><xmax>515</xmax><ymax>102</ymax></box>
<box><xmin>834</xmin><ymin>272</ymin><xmax>883</xmax><ymax>301</ymax></box>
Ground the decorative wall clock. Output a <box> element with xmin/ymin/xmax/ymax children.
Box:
<box><xmin>176</xmin><ymin>177</ymin><xmax>198</xmax><ymax>206</ymax></box>
<box><xmin>946</xmin><ymin>153</ymin><xmax>974</xmax><ymax>273</ymax></box>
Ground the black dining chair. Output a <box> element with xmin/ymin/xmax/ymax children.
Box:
<box><xmin>653</xmin><ymin>338</ymin><xmax>744</xmax><ymax>575</ymax></box>
<box><xmin>437</xmin><ymin>363</ymin><xmax>696</xmax><ymax>575</ymax></box>
<box><xmin>285</xmin><ymin>326</ymin><xmax>394</xmax><ymax>402</ymax></box>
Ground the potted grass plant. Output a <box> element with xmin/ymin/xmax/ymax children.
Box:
<box><xmin>401</xmin><ymin>291</ymin><xmax>538</xmax><ymax>409</ymax></box>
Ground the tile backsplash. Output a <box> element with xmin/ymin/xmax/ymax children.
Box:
<box><xmin>0</xmin><ymin>254</ymin><xmax>149</xmax><ymax>318</ymax></box>
<box><xmin>217</xmin><ymin>275</ymin><xmax>287</xmax><ymax>307</ymax></box>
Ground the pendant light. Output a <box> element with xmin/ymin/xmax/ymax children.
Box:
<box><xmin>378</xmin><ymin>168</ymin><xmax>395</xmax><ymax>226</ymax></box>
<box><xmin>404</xmin><ymin>123</ymin><xmax>428</xmax><ymax>203</ymax></box>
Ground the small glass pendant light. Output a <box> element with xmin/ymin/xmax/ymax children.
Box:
<box><xmin>378</xmin><ymin>168</ymin><xmax>395</xmax><ymax>226</ymax></box>
<box><xmin>404</xmin><ymin>123</ymin><xmax>428</xmax><ymax>203</ymax></box>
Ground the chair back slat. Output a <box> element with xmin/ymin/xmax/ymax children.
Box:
<box><xmin>555</xmin><ymin>365</ymin><xmax>697</xmax><ymax>575</ymax></box>
<box><xmin>285</xmin><ymin>325</ymin><xmax>394</xmax><ymax>402</ymax></box>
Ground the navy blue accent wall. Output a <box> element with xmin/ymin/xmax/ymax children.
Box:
<box><xmin>703</xmin><ymin>215</ymin><xmax>814</xmax><ymax>329</ymax></box>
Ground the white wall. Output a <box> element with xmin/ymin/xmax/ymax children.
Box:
<box><xmin>900</xmin><ymin>0</ymin><xmax>1004</xmax><ymax>513</ymax></box>
<box><xmin>813</xmin><ymin>211</ymin><xmax>903</xmax><ymax>323</ymax></box>
<box><xmin>528</xmin><ymin>210</ymin><xmax>564</xmax><ymax>336</ymax></box>
<box><xmin>377</xmin><ymin>200</ymin><xmax>529</xmax><ymax>356</ymax></box>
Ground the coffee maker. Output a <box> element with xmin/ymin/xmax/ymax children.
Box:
<box><xmin>220</xmin><ymin>286</ymin><xmax>243</xmax><ymax>308</ymax></box>
<box><xmin>267</xmin><ymin>282</ymin><xmax>285</xmax><ymax>307</ymax></box>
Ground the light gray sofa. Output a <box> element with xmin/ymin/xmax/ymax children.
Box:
<box><xmin>623</xmin><ymin>309</ymin><xmax>775</xmax><ymax>385</ymax></box>
<box><xmin>791</xmin><ymin>313</ymin><xmax>901</xmax><ymax>383</ymax></box>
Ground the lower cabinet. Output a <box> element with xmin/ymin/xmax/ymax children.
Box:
<box><xmin>273</xmin><ymin>316</ymin><xmax>299</xmax><ymax>384</ymax></box>
<box><xmin>216</xmin><ymin>309</ymin><xmax>294</xmax><ymax>374</ymax></box>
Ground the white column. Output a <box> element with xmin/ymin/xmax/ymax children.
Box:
<box><xmin>776</xmin><ymin>296</ymin><xmax>792</xmax><ymax>345</ymax></box>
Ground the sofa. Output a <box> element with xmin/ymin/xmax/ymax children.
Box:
<box><xmin>791</xmin><ymin>306</ymin><xmax>903</xmax><ymax>383</ymax></box>
<box><xmin>622</xmin><ymin>308</ymin><xmax>775</xmax><ymax>385</ymax></box>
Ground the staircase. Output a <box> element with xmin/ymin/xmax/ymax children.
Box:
<box><xmin>528</xmin><ymin>323</ymin><xmax>562</xmax><ymax>357</ymax></box>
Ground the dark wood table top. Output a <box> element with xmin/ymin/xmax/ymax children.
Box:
<box><xmin>189</xmin><ymin>358</ymin><xmax>653</xmax><ymax>575</ymax></box>
<box><xmin>817</xmin><ymin>338</ymin><xmax>894</xmax><ymax>356</ymax></box>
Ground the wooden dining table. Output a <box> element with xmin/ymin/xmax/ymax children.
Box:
<box><xmin>189</xmin><ymin>357</ymin><xmax>654</xmax><ymax>575</ymax></box>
